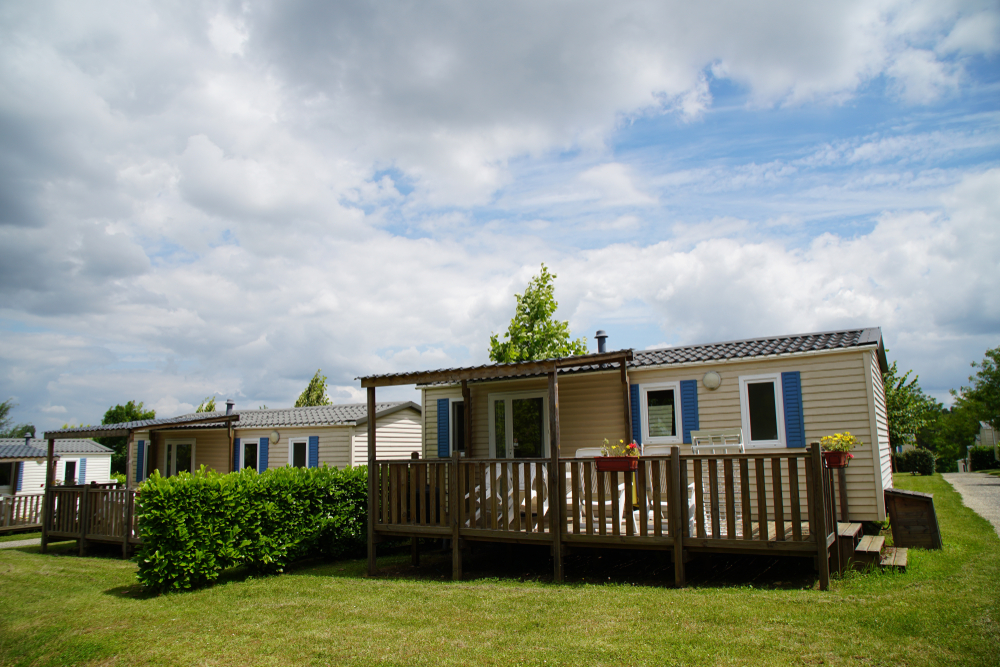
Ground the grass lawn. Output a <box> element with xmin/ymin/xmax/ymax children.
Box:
<box><xmin>0</xmin><ymin>531</ymin><xmax>42</xmax><ymax>544</ymax></box>
<box><xmin>1</xmin><ymin>474</ymin><xmax>997</xmax><ymax>666</ymax></box>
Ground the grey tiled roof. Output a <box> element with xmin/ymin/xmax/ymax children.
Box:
<box><xmin>214</xmin><ymin>402</ymin><xmax>419</xmax><ymax>428</ymax></box>
<box><xmin>409</xmin><ymin>327</ymin><xmax>884</xmax><ymax>385</ymax></box>
<box><xmin>46</xmin><ymin>412</ymin><xmax>238</xmax><ymax>438</ymax></box>
<box><xmin>0</xmin><ymin>438</ymin><xmax>109</xmax><ymax>459</ymax></box>
<box><xmin>631</xmin><ymin>328</ymin><xmax>883</xmax><ymax>367</ymax></box>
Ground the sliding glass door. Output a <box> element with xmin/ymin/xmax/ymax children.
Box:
<box><xmin>488</xmin><ymin>392</ymin><xmax>548</xmax><ymax>458</ymax></box>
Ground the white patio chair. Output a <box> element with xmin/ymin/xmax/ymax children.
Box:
<box><xmin>689</xmin><ymin>429</ymin><xmax>745</xmax><ymax>537</ymax></box>
<box><xmin>572</xmin><ymin>447</ymin><xmax>632</xmax><ymax>534</ymax></box>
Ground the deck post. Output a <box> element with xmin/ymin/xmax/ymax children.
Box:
<box><xmin>810</xmin><ymin>443</ymin><xmax>830</xmax><ymax>590</ymax></box>
<box><xmin>670</xmin><ymin>446</ymin><xmax>686</xmax><ymax>587</ymax></box>
<box><xmin>548</xmin><ymin>369</ymin><xmax>563</xmax><ymax>582</ymax></box>
<box><xmin>122</xmin><ymin>430</ymin><xmax>135</xmax><ymax>558</ymax></box>
<box><xmin>40</xmin><ymin>437</ymin><xmax>56</xmax><ymax>553</ymax></box>
<box><xmin>367</xmin><ymin>386</ymin><xmax>377</xmax><ymax>576</ymax></box>
<box><xmin>451</xmin><ymin>449</ymin><xmax>462</xmax><ymax>579</ymax></box>
<box><xmin>78</xmin><ymin>483</ymin><xmax>89</xmax><ymax>557</ymax></box>
<box><xmin>621</xmin><ymin>354</ymin><xmax>632</xmax><ymax>444</ymax></box>
<box><xmin>837</xmin><ymin>467</ymin><xmax>849</xmax><ymax>522</ymax></box>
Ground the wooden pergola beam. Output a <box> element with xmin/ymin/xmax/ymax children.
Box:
<box><xmin>359</xmin><ymin>349</ymin><xmax>635</xmax><ymax>388</ymax></box>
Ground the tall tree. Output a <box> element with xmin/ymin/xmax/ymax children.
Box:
<box><xmin>883</xmin><ymin>361</ymin><xmax>938</xmax><ymax>449</ymax></box>
<box><xmin>97</xmin><ymin>400</ymin><xmax>156</xmax><ymax>474</ymax></box>
<box><xmin>295</xmin><ymin>370</ymin><xmax>332</xmax><ymax>407</ymax></box>
<box><xmin>195</xmin><ymin>396</ymin><xmax>217</xmax><ymax>413</ymax></box>
<box><xmin>0</xmin><ymin>399</ymin><xmax>34</xmax><ymax>438</ymax></box>
<box><xmin>489</xmin><ymin>264</ymin><xmax>588</xmax><ymax>364</ymax></box>
<box><xmin>959</xmin><ymin>345</ymin><xmax>1000</xmax><ymax>430</ymax></box>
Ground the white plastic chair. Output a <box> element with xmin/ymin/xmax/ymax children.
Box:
<box><xmin>572</xmin><ymin>447</ymin><xmax>632</xmax><ymax>533</ymax></box>
<box><xmin>689</xmin><ymin>429</ymin><xmax>745</xmax><ymax>537</ymax></box>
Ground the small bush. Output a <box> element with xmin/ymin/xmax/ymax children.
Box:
<box><xmin>893</xmin><ymin>448</ymin><xmax>935</xmax><ymax>476</ymax></box>
<box><xmin>935</xmin><ymin>457</ymin><xmax>958</xmax><ymax>473</ymax></box>
<box><xmin>135</xmin><ymin>464</ymin><xmax>367</xmax><ymax>593</ymax></box>
<box><xmin>969</xmin><ymin>445</ymin><xmax>998</xmax><ymax>471</ymax></box>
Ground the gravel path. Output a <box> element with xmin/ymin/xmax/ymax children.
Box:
<box><xmin>0</xmin><ymin>537</ymin><xmax>41</xmax><ymax>549</ymax></box>
<box><xmin>941</xmin><ymin>473</ymin><xmax>1000</xmax><ymax>536</ymax></box>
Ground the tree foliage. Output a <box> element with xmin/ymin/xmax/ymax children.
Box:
<box><xmin>0</xmin><ymin>399</ymin><xmax>34</xmax><ymax>438</ymax></box>
<box><xmin>295</xmin><ymin>370</ymin><xmax>332</xmax><ymax>407</ymax></box>
<box><xmin>960</xmin><ymin>345</ymin><xmax>1000</xmax><ymax>430</ymax></box>
<box><xmin>883</xmin><ymin>361</ymin><xmax>938</xmax><ymax>448</ymax></box>
<box><xmin>97</xmin><ymin>400</ymin><xmax>156</xmax><ymax>474</ymax></box>
<box><xmin>195</xmin><ymin>396</ymin><xmax>217</xmax><ymax>413</ymax></box>
<box><xmin>489</xmin><ymin>264</ymin><xmax>588</xmax><ymax>364</ymax></box>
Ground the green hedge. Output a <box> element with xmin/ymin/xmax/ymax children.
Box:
<box><xmin>893</xmin><ymin>448</ymin><xmax>935</xmax><ymax>476</ymax></box>
<box><xmin>135</xmin><ymin>465</ymin><xmax>367</xmax><ymax>592</ymax></box>
<box><xmin>969</xmin><ymin>445</ymin><xmax>997</xmax><ymax>471</ymax></box>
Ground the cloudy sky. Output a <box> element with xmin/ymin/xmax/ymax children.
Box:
<box><xmin>1</xmin><ymin>0</ymin><xmax>998</xmax><ymax>430</ymax></box>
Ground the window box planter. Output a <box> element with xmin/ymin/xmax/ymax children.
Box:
<box><xmin>595</xmin><ymin>456</ymin><xmax>639</xmax><ymax>473</ymax></box>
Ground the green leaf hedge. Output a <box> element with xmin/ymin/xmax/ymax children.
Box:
<box><xmin>135</xmin><ymin>464</ymin><xmax>367</xmax><ymax>592</ymax></box>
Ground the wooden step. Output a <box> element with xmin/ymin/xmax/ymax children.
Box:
<box><xmin>838</xmin><ymin>522</ymin><xmax>862</xmax><ymax>540</ymax></box>
<box><xmin>880</xmin><ymin>547</ymin><xmax>908</xmax><ymax>572</ymax></box>
<box><xmin>850</xmin><ymin>535</ymin><xmax>886</xmax><ymax>571</ymax></box>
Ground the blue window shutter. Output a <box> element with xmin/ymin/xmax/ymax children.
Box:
<box><xmin>16</xmin><ymin>462</ymin><xmax>24</xmax><ymax>492</ymax></box>
<box><xmin>437</xmin><ymin>398</ymin><xmax>450</xmax><ymax>458</ymax></box>
<box><xmin>79</xmin><ymin>458</ymin><xmax>87</xmax><ymax>485</ymax></box>
<box><xmin>782</xmin><ymin>371</ymin><xmax>806</xmax><ymax>448</ymax></box>
<box><xmin>308</xmin><ymin>435</ymin><xmax>319</xmax><ymax>468</ymax></box>
<box><xmin>136</xmin><ymin>440</ymin><xmax>145</xmax><ymax>482</ymax></box>
<box><xmin>259</xmin><ymin>437</ymin><xmax>269</xmax><ymax>473</ymax></box>
<box><xmin>233</xmin><ymin>437</ymin><xmax>241</xmax><ymax>471</ymax></box>
<box><xmin>680</xmin><ymin>380</ymin><xmax>699</xmax><ymax>444</ymax></box>
<box><xmin>629</xmin><ymin>385</ymin><xmax>641</xmax><ymax>445</ymax></box>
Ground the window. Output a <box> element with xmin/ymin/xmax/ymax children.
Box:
<box><xmin>451</xmin><ymin>400</ymin><xmax>466</xmax><ymax>455</ymax></box>
<box><xmin>241</xmin><ymin>439</ymin><xmax>259</xmax><ymax>471</ymax></box>
<box><xmin>739</xmin><ymin>374</ymin><xmax>785</xmax><ymax>448</ymax></box>
<box><xmin>289</xmin><ymin>438</ymin><xmax>308</xmax><ymax>468</ymax></box>
<box><xmin>0</xmin><ymin>462</ymin><xmax>12</xmax><ymax>487</ymax></box>
<box><xmin>640</xmin><ymin>382</ymin><xmax>683</xmax><ymax>444</ymax></box>
<box><xmin>487</xmin><ymin>391</ymin><xmax>548</xmax><ymax>458</ymax></box>
<box><xmin>165</xmin><ymin>440</ymin><xmax>196</xmax><ymax>476</ymax></box>
<box><xmin>64</xmin><ymin>460</ymin><xmax>77</xmax><ymax>485</ymax></box>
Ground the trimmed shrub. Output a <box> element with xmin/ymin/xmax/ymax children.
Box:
<box><xmin>135</xmin><ymin>464</ymin><xmax>367</xmax><ymax>592</ymax></box>
<box><xmin>969</xmin><ymin>445</ymin><xmax>998</xmax><ymax>471</ymax></box>
<box><xmin>893</xmin><ymin>448</ymin><xmax>935</xmax><ymax>476</ymax></box>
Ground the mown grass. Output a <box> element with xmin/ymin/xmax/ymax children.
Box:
<box><xmin>0</xmin><ymin>531</ymin><xmax>41</xmax><ymax>544</ymax></box>
<box><xmin>0</xmin><ymin>474</ymin><xmax>997</xmax><ymax>666</ymax></box>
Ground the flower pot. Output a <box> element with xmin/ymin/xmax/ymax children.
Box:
<box><xmin>595</xmin><ymin>456</ymin><xmax>639</xmax><ymax>472</ymax></box>
<box><xmin>822</xmin><ymin>451</ymin><xmax>851</xmax><ymax>469</ymax></box>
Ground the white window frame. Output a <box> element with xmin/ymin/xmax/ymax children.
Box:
<box><xmin>164</xmin><ymin>439</ymin><xmax>197</xmax><ymax>476</ymax></box>
<box><xmin>239</xmin><ymin>438</ymin><xmax>260</xmax><ymax>471</ymax></box>
<box><xmin>487</xmin><ymin>390</ymin><xmax>550</xmax><ymax>458</ymax></box>
<box><xmin>288</xmin><ymin>437</ymin><xmax>310</xmax><ymax>468</ymax></box>
<box><xmin>640</xmin><ymin>381</ymin><xmax>684</xmax><ymax>445</ymax></box>
<box><xmin>449</xmin><ymin>398</ymin><xmax>465</xmax><ymax>456</ymax></box>
<box><xmin>738</xmin><ymin>373</ymin><xmax>786</xmax><ymax>449</ymax></box>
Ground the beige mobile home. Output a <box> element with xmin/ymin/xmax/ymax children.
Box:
<box><xmin>126</xmin><ymin>402</ymin><xmax>421</xmax><ymax>485</ymax></box>
<box><xmin>420</xmin><ymin>328</ymin><xmax>891</xmax><ymax>522</ymax></box>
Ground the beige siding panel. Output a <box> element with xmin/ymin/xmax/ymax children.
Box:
<box><xmin>355</xmin><ymin>408</ymin><xmax>422</xmax><ymax>462</ymax></box>
<box><xmin>236</xmin><ymin>426</ymin><xmax>353</xmax><ymax>470</ymax></box>
<box><xmin>868</xmin><ymin>350</ymin><xmax>892</xmax><ymax>509</ymax></box>
<box><xmin>145</xmin><ymin>428</ymin><xmax>231</xmax><ymax>477</ymax></box>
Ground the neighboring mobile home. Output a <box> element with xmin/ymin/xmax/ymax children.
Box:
<box><xmin>0</xmin><ymin>438</ymin><xmax>112</xmax><ymax>495</ymax></box>
<box><xmin>419</xmin><ymin>327</ymin><xmax>892</xmax><ymax>521</ymax></box>
<box><xmin>121</xmin><ymin>402</ymin><xmax>421</xmax><ymax>485</ymax></box>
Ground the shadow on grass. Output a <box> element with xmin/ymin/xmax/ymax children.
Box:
<box><xmin>291</xmin><ymin>540</ymin><xmax>819</xmax><ymax>590</ymax></box>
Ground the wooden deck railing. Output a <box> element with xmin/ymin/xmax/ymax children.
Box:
<box><xmin>42</xmin><ymin>483</ymin><xmax>140</xmax><ymax>556</ymax></box>
<box><xmin>0</xmin><ymin>493</ymin><xmax>44</xmax><ymax>532</ymax></box>
<box><xmin>372</xmin><ymin>444</ymin><xmax>838</xmax><ymax>587</ymax></box>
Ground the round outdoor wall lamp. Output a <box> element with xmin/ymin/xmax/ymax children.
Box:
<box><xmin>702</xmin><ymin>371</ymin><xmax>722</xmax><ymax>390</ymax></box>
<box><xmin>269</xmin><ymin>430</ymin><xmax>280</xmax><ymax>444</ymax></box>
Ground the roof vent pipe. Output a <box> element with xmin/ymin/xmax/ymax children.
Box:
<box><xmin>595</xmin><ymin>330</ymin><xmax>608</xmax><ymax>354</ymax></box>
<box><xmin>226</xmin><ymin>399</ymin><xmax>235</xmax><ymax>415</ymax></box>
<box><xmin>25</xmin><ymin>434</ymin><xmax>32</xmax><ymax>447</ymax></box>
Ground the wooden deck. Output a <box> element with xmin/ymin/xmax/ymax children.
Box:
<box><xmin>0</xmin><ymin>493</ymin><xmax>44</xmax><ymax>533</ymax></box>
<box><xmin>370</xmin><ymin>444</ymin><xmax>839</xmax><ymax>587</ymax></box>
<box><xmin>41</xmin><ymin>483</ymin><xmax>140</xmax><ymax>557</ymax></box>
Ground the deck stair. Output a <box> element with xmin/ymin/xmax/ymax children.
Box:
<box><xmin>835</xmin><ymin>522</ymin><xmax>906</xmax><ymax>573</ymax></box>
